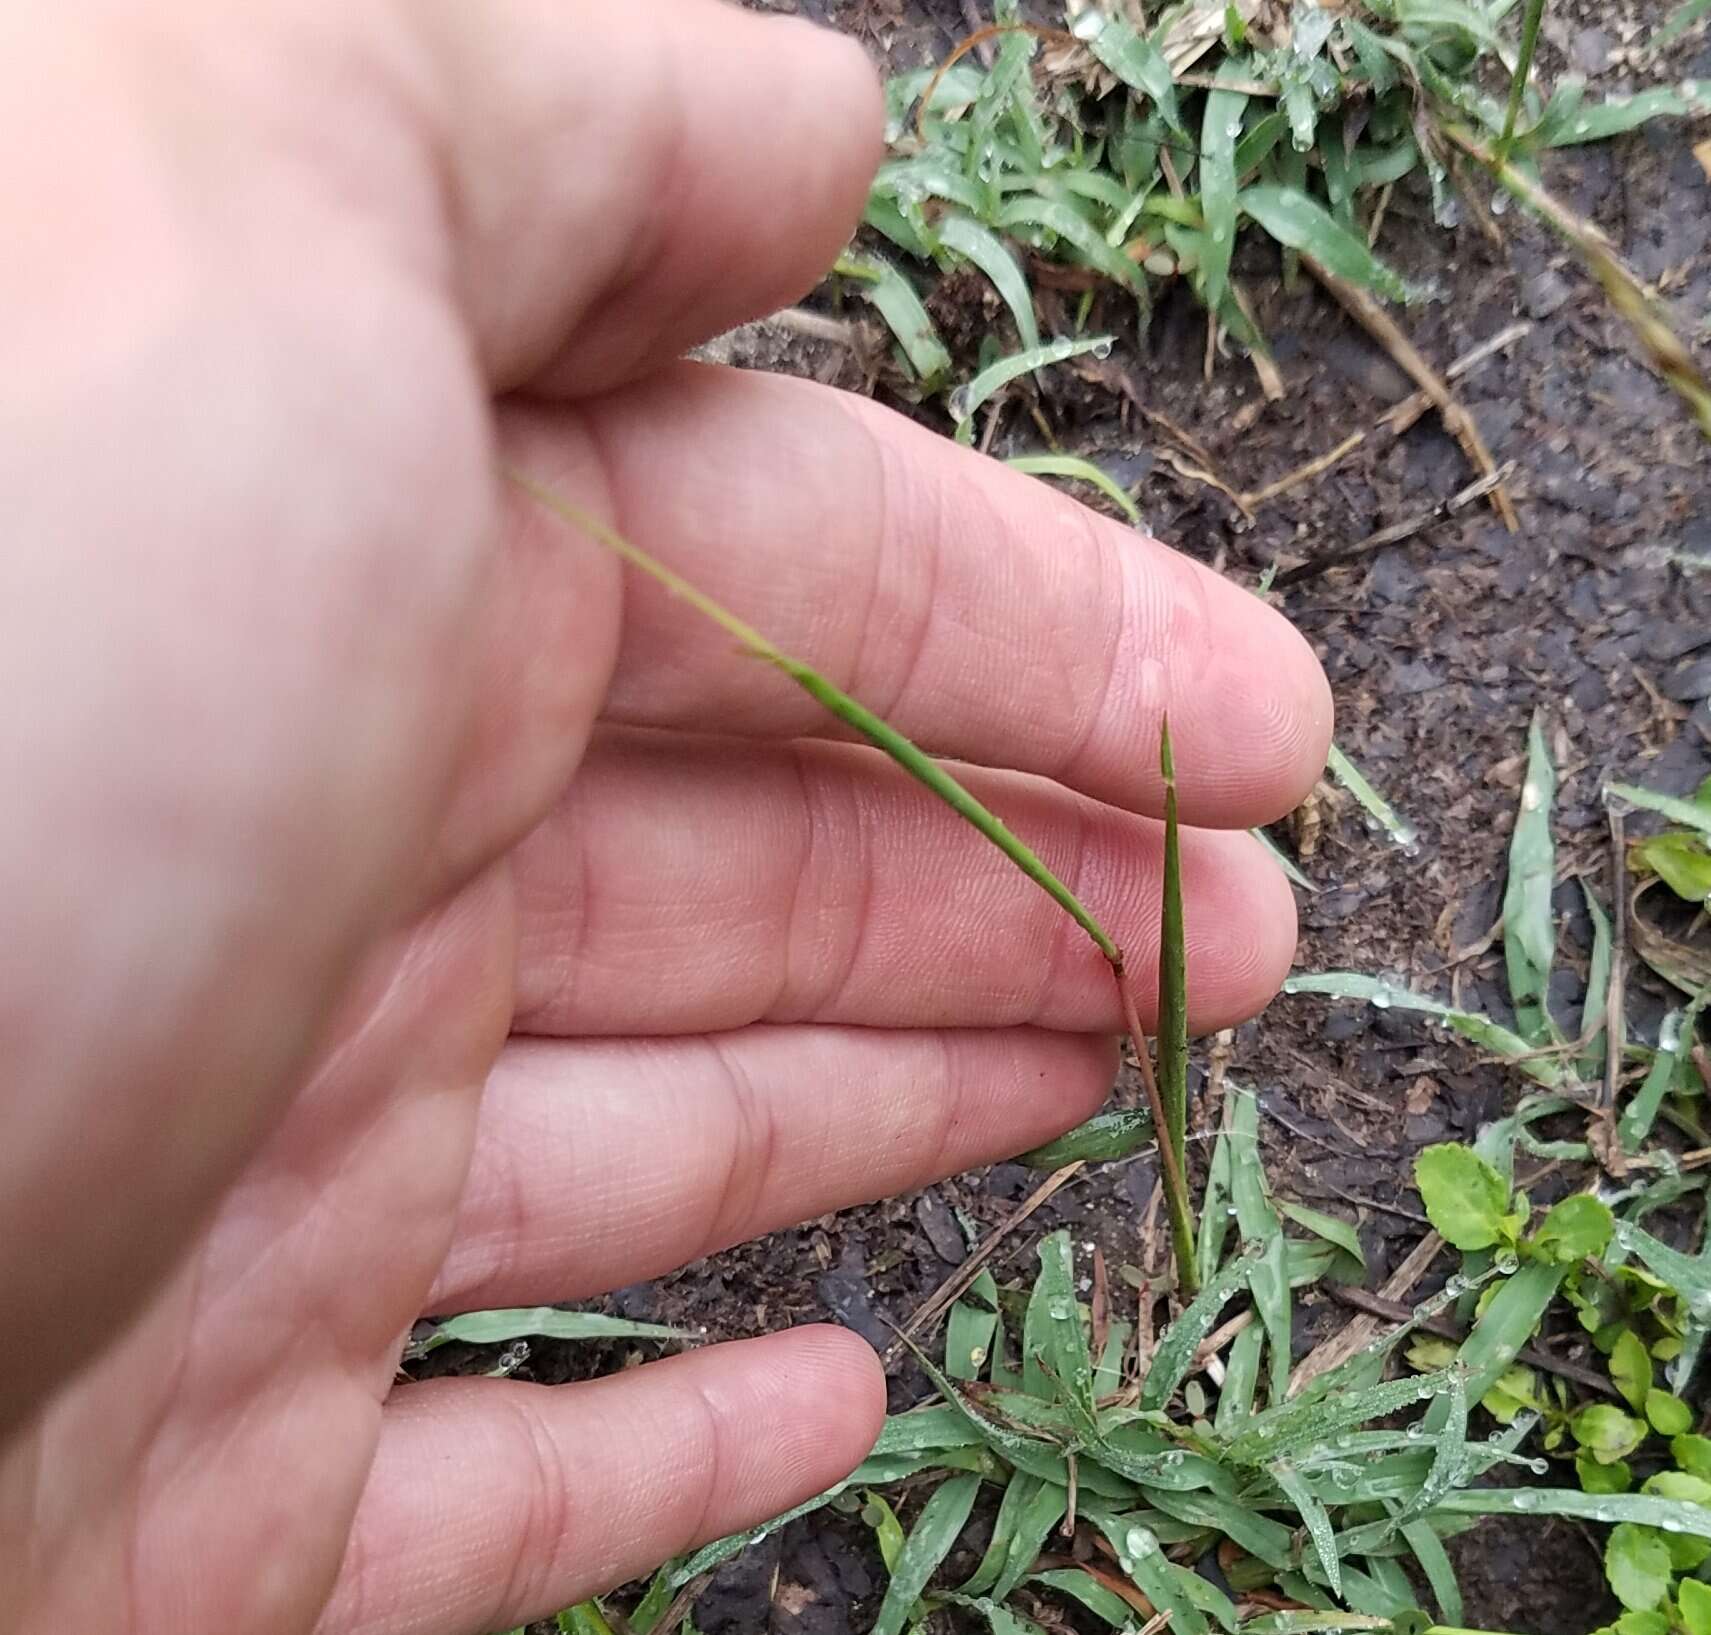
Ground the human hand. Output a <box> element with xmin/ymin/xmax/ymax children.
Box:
<box><xmin>0</xmin><ymin>2</ymin><xmax>1331</xmax><ymax>1630</ymax></box>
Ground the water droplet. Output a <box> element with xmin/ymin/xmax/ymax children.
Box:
<box><xmin>1164</xmin><ymin>1450</ymin><xmax>1186</xmax><ymax>1468</ymax></box>
<box><xmin>1283</xmin><ymin>978</ymin><xmax>1302</xmax><ymax>995</ymax></box>
<box><xmin>969</xmin><ymin>1347</ymin><xmax>988</xmax><ymax>1368</ymax></box>
<box><xmin>1391</xmin><ymin>823</ymin><xmax>1420</xmax><ymax>850</ymax></box>
<box><xmin>1496</xmin><ymin>1249</ymin><xmax>1520</xmax><ymax>1275</ymax></box>
<box><xmin>1529</xmin><ymin>1459</ymin><xmax>1550</xmax><ymax>1475</ymax></box>
<box><xmin>1048</xmin><ymin>1297</ymin><xmax>1073</xmax><ymax>1321</ymax></box>
<box><xmin>1371</xmin><ymin>988</ymin><xmax>1392</xmax><ymax>1010</ymax></box>
<box><xmin>1573</xmin><ymin>120</ymin><xmax>1591</xmax><ymax>135</ymax></box>
<box><xmin>1126</xmin><ymin>1526</ymin><xmax>1157</xmax><ymax>1558</ymax></box>
<box><xmin>1225</xmin><ymin>118</ymin><xmax>1245</xmax><ymax>140</ymax></box>
<box><xmin>947</xmin><ymin>389</ymin><xmax>973</xmax><ymax>423</ymax></box>
<box><xmin>1683</xmin><ymin>79</ymin><xmax>1700</xmax><ymax>98</ymax></box>
<box><xmin>1070</xmin><ymin>9</ymin><xmax>1105</xmax><ymax>40</ymax></box>
<box><xmin>1090</xmin><ymin>338</ymin><xmax>1114</xmax><ymax>360</ymax></box>
<box><xmin>1407</xmin><ymin>1425</ymin><xmax>1425</xmax><ymax>1441</ymax></box>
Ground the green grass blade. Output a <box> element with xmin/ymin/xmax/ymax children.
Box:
<box><xmin>1496</xmin><ymin>0</ymin><xmax>1546</xmax><ymax>158</ymax></box>
<box><xmin>1084</xmin><ymin>16</ymin><xmax>1182</xmax><ymax>131</ymax></box>
<box><xmin>1228</xmin><ymin>1369</ymin><xmax>1460</xmax><ymax>1464</ymax></box>
<box><xmin>1433</xmin><ymin>1489</ymin><xmax>1711</xmax><ymax>1536</ymax></box>
<box><xmin>1141</xmin><ymin>1486</ymin><xmax>1296</xmax><ymax>1569</ymax></box>
<box><xmin>1198</xmin><ymin>1096</ymin><xmax>1236</xmax><ymax>1286</ymax></box>
<box><xmin>1608</xmin><ymin>782</ymin><xmax>1711</xmax><ymax>840</ymax></box>
<box><xmin>1252</xmin><ymin>824</ymin><xmax>1316</xmax><ymax>889</ymax></box>
<box><xmin>1282</xmin><ymin>972</ymin><xmax>1563</xmax><ymax>1086</ymax></box>
<box><xmin>1029</xmin><ymin>1232</ymin><xmax>1098</xmax><ymax>1433</ymax></box>
<box><xmin>419</xmin><ymin>1307</ymin><xmax>686</xmax><ymax>1352</ymax></box>
<box><xmin>1426</xmin><ymin>1262</ymin><xmax>1566</xmax><ymax>1418</ymax></box>
<box><xmin>1271</xmin><ymin>1460</ymin><xmax>1342</xmax><ymax>1596</ymax></box>
<box><xmin>991</xmin><ymin>1479</ymin><xmax>1069</xmax><ymax>1601</ymax></box>
<box><xmin>1239</xmin><ymin>185</ymin><xmax>1412</xmax><ymax>302</ymax></box>
<box><xmin>834</xmin><ymin>252</ymin><xmax>952</xmax><ymax>386</ymax></box>
<box><xmin>1215</xmin><ymin>1319</ymin><xmax>1266</xmax><ymax>1436</ymax></box>
<box><xmin>1619</xmin><ymin>1000</ymin><xmax>1706</xmax><ymax>1154</ymax></box>
<box><xmin>1018</xmin><ymin>1108</ymin><xmax>1155</xmax><ymax>1168</ymax></box>
<box><xmin>1199</xmin><ymin>73</ymin><xmax>1247</xmax><ymax>310</ymax></box>
<box><xmin>1006</xmin><ymin>454</ymin><xmax>1143</xmax><ymax>528</ymax></box>
<box><xmin>936</xmin><ymin>213</ymin><xmax>1040</xmax><ymax>351</ymax></box>
<box><xmin>626</xmin><ymin>1563</ymin><xmax>681</xmax><ymax>1635</ymax></box>
<box><xmin>1141</xmin><ymin>1247</ymin><xmax>1262</xmax><ymax>1410</ymax></box>
<box><xmin>1083</xmin><ymin>1511</ymin><xmax>1209</xmax><ymax>1635</ymax></box>
<box><xmin>870</xmin><ymin>1402</ymin><xmax>984</xmax><ymax>1458</ymax></box>
<box><xmin>1229</xmin><ymin>1087</ymin><xmax>1290</xmax><ymax>1402</ymax></box>
<box><xmin>1400</xmin><ymin>1518</ymin><xmax>1464</xmax><ymax>1625</ymax></box>
<box><xmin>862</xmin><ymin>1490</ymin><xmax>908</xmax><ymax>1574</ymax></box>
<box><xmin>871</xmin><ymin>1473</ymin><xmax>983</xmax><ymax>1635</ymax></box>
<box><xmin>1503</xmin><ymin>712</ymin><xmax>1559</xmax><ymax>1047</ymax></box>
<box><xmin>674</xmin><ymin>1485</ymin><xmax>846</xmax><ymax>1583</ymax></box>
<box><xmin>995</xmin><ymin>194</ymin><xmax>1150</xmax><ymax>296</ymax></box>
<box><xmin>960</xmin><ymin>1472</ymin><xmax>1038</xmax><ymax>1595</ymax></box>
<box><xmin>557</xmin><ymin>1603</ymin><xmax>617</xmax><ymax>1635</ymax></box>
<box><xmin>1157</xmin><ymin>719</ymin><xmax>1194</xmax><ymax>1279</ymax></box>
<box><xmin>1156</xmin><ymin>721</ymin><xmax>1184</xmax><ymax>1156</ymax></box>
<box><xmin>1326</xmin><ymin>744</ymin><xmax>1418</xmax><ymax>848</ymax></box>
<box><xmin>1544</xmin><ymin>82</ymin><xmax>1711</xmax><ymax>144</ymax></box>
<box><xmin>511</xmin><ymin>474</ymin><xmax>1123</xmax><ymax>967</ymax></box>
<box><xmin>1579</xmin><ymin>882</ymin><xmax>1614</xmax><ymax>1083</ymax></box>
<box><xmin>942</xmin><ymin>1595</ymin><xmax>1051</xmax><ymax>1635</ymax></box>
<box><xmin>947</xmin><ymin>1272</ymin><xmax>1001</xmax><ymax>1380</ymax></box>
<box><xmin>947</xmin><ymin>335</ymin><xmax>1115</xmax><ymax>431</ymax></box>
<box><xmin>1656</xmin><ymin>0</ymin><xmax>1711</xmax><ymax>48</ymax></box>
<box><xmin>1030</xmin><ymin>1568</ymin><xmax>1140</xmax><ymax>1627</ymax></box>
<box><xmin>1278</xmin><ymin>1201</ymin><xmax>1366</xmax><ymax>1280</ymax></box>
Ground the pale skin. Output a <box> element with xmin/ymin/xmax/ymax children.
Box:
<box><xmin>0</xmin><ymin>1</ymin><xmax>1333</xmax><ymax>1631</ymax></box>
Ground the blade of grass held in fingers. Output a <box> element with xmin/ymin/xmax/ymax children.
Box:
<box><xmin>1005</xmin><ymin>454</ymin><xmax>1144</xmax><ymax>528</ymax></box>
<box><xmin>1157</xmin><ymin>719</ymin><xmax>1192</xmax><ymax>1257</ymax></box>
<box><xmin>511</xmin><ymin>471</ymin><xmax>1121</xmax><ymax>965</ymax></box>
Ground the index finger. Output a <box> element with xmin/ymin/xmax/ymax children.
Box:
<box><xmin>509</xmin><ymin>366</ymin><xmax>1333</xmax><ymax>828</ymax></box>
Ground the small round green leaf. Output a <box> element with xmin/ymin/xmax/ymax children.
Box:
<box><xmin>1578</xmin><ymin>1453</ymin><xmax>1634</xmax><ymax>1495</ymax></box>
<box><xmin>1679</xmin><ymin>1577</ymin><xmax>1711</xmax><ymax>1635</ymax></box>
<box><xmin>1606</xmin><ymin>1523</ymin><xmax>1672</xmax><ymax>1612</ymax></box>
<box><xmin>1646</xmin><ymin>1389</ymin><xmax>1694</xmax><ymax>1436</ymax></box>
<box><xmin>1414</xmin><ymin>1143</ymin><xmax>1511</xmax><ymax>1251</ymax></box>
<box><xmin>1572</xmin><ymin>1404</ymin><xmax>1650</xmax><ymax>1465</ymax></box>
<box><xmin>1610</xmin><ymin>1328</ymin><xmax>1654</xmax><ymax>1412</ymax></box>
<box><xmin>1672</xmin><ymin>1434</ymin><xmax>1711</xmax><ymax>1479</ymax></box>
<box><xmin>1532</xmin><ymin>1194</ymin><xmax>1615</xmax><ymax>1265</ymax></box>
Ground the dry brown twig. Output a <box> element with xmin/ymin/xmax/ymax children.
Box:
<box><xmin>885</xmin><ymin>1162</ymin><xmax>1085</xmax><ymax>1364</ymax></box>
<box><xmin>1288</xmin><ymin>1229</ymin><xmax>1444</xmax><ymax>1395</ymax></box>
<box><xmin>1303</xmin><ymin>257</ymin><xmax>1520</xmax><ymax>530</ymax></box>
<box><xmin>1237</xmin><ymin>320</ymin><xmax>1530</xmax><ymax>509</ymax></box>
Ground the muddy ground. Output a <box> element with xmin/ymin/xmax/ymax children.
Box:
<box><xmin>433</xmin><ymin>4</ymin><xmax>1711</xmax><ymax>1630</ymax></box>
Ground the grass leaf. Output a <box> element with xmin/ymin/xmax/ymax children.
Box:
<box><xmin>1029</xmin><ymin>1232</ymin><xmax>1098</xmax><ymax>1434</ymax></box>
<box><xmin>1621</xmin><ymin>995</ymin><xmax>1711</xmax><ymax>1153</ymax></box>
<box><xmin>1214</xmin><ymin>1320</ymin><xmax>1266</xmax><ymax>1436</ymax></box>
<box><xmin>1239</xmin><ymin>185</ymin><xmax>1411</xmax><ymax>302</ymax></box>
<box><xmin>1433</xmin><ymin>1488</ymin><xmax>1711</xmax><ymax>1538</ymax></box>
<box><xmin>1006</xmin><ymin>454</ymin><xmax>1144</xmax><ymax>527</ymax></box>
<box><xmin>871</xmin><ymin>1473</ymin><xmax>983</xmax><ymax>1635</ymax></box>
<box><xmin>1141</xmin><ymin>1247</ymin><xmax>1263</xmax><ymax>1410</ymax></box>
<box><xmin>418</xmin><ymin>1307</ymin><xmax>686</xmax><ymax>1352</ymax></box>
<box><xmin>1399</xmin><ymin>1518</ymin><xmax>1463</xmax><ymax>1624</ymax></box>
<box><xmin>1085</xmin><ymin>17</ymin><xmax>1182</xmax><ymax>130</ymax></box>
<box><xmin>1199</xmin><ymin>73</ymin><xmax>1248</xmax><ymax>309</ymax></box>
<box><xmin>936</xmin><ymin>213</ymin><xmax>1041</xmax><ymax>351</ymax></box>
<box><xmin>1157</xmin><ymin>718</ymin><xmax>1196</xmax><ymax>1283</ymax></box>
<box><xmin>1503</xmin><ymin>711</ymin><xmax>1559</xmax><ymax>1046</ymax></box>
<box><xmin>1609</xmin><ymin>782</ymin><xmax>1711</xmax><ymax>840</ymax></box>
<box><xmin>835</xmin><ymin>252</ymin><xmax>952</xmax><ymax>386</ymax></box>
<box><xmin>1326</xmin><ymin>744</ymin><xmax>1417</xmax><ymax>847</ymax></box>
<box><xmin>947</xmin><ymin>1272</ymin><xmax>1001</xmax><ymax>1380</ymax></box>
<box><xmin>1283</xmin><ymin>972</ymin><xmax>1562</xmax><ymax>1085</ymax></box>
<box><xmin>1272</xmin><ymin>1460</ymin><xmax>1343</xmax><ymax>1595</ymax></box>
<box><xmin>1229</xmin><ymin>1089</ymin><xmax>1290</xmax><ymax>1401</ymax></box>
<box><xmin>947</xmin><ymin>334</ymin><xmax>1115</xmax><ymax>428</ymax></box>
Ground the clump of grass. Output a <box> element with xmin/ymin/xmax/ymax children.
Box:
<box><xmin>842</xmin><ymin>0</ymin><xmax>1711</xmax><ymax>443</ymax></box>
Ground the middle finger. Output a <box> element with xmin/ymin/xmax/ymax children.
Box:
<box><xmin>512</xmin><ymin>728</ymin><xmax>1295</xmax><ymax>1038</ymax></box>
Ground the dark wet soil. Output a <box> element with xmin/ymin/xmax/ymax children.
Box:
<box><xmin>452</xmin><ymin>3</ymin><xmax>1711</xmax><ymax>1629</ymax></box>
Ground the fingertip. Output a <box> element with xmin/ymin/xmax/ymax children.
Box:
<box><xmin>779</xmin><ymin>1323</ymin><xmax>888</xmax><ymax>1470</ymax></box>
